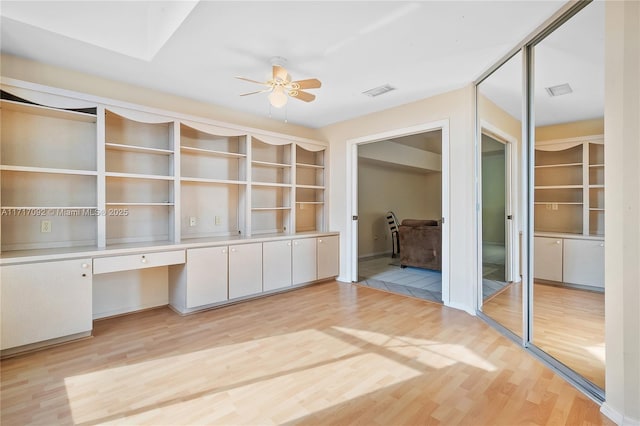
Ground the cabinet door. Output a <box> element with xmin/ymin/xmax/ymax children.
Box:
<box><xmin>263</xmin><ymin>240</ymin><xmax>292</xmax><ymax>292</ymax></box>
<box><xmin>533</xmin><ymin>237</ymin><xmax>563</xmax><ymax>282</ymax></box>
<box><xmin>292</xmin><ymin>238</ymin><xmax>317</xmax><ymax>285</ymax></box>
<box><xmin>317</xmin><ymin>235</ymin><xmax>339</xmax><ymax>280</ymax></box>
<box><xmin>228</xmin><ymin>243</ymin><xmax>263</xmax><ymax>299</ymax></box>
<box><xmin>1</xmin><ymin>259</ymin><xmax>93</xmax><ymax>350</ymax></box>
<box><xmin>186</xmin><ymin>247</ymin><xmax>228</xmax><ymax>308</ymax></box>
<box><xmin>563</xmin><ymin>239</ymin><xmax>605</xmax><ymax>287</ymax></box>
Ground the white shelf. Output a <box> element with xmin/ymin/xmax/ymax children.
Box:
<box><xmin>106</xmin><ymin>202</ymin><xmax>174</xmax><ymax>206</ymax></box>
<box><xmin>534</xmin><ymin>202</ymin><xmax>583</xmax><ymax>205</ymax></box>
<box><xmin>535</xmin><ymin>162</ymin><xmax>582</xmax><ymax>169</ymax></box>
<box><xmin>1</xmin><ymin>99</ymin><xmax>96</xmax><ymax>122</ymax></box>
<box><xmin>590</xmin><ymin>208</ymin><xmax>605</xmax><ymax>212</ymax></box>
<box><xmin>252</xmin><ymin>160</ymin><xmax>291</xmax><ymax>168</ymax></box>
<box><xmin>589</xmin><ymin>164</ymin><xmax>605</xmax><ymax>168</ymax></box>
<box><xmin>181</xmin><ymin>177</ymin><xmax>247</xmax><ymax>185</ymax></box>
<box><xmin>296</xmin><ymin>201</ymin><xmax>324</xmax><ymax>205</ymax></box>
<box><xmin>180</xmin><ymin>146</ymin><xmax>246</xmax><ymax>158</ymax></box>
<box><xmin>0</xmin><ymin>165</ymin><xmax>98</xmax><ymax>176</ymax></box>
<box><xmin>296</xmin><ymin>162</ymin><xmax>324</xmax><ymax>169</ymax></box>
<box><xmin>534</xmin><ymin>185</ymin><xmax>582</xmax><ymax>190</ymax></box>
<box><xmin>106</xmin><ymin>143</ymin><xmax>173</xmax><ymax>155</ymax></box>
<box><xmin>589</xmin><ymin>185</ymin><xmax>605</xmax><ymax>189</ymax></box>
<box><xmin>251</xmin><ymin>182</ymin><xmax>292</xmax><ymax>188</ymax></box>
<box><xmin>251</xmin><ymin>207</ymin><xmax>291</xmax><ymax>211</ymax></box>
<box><xmin>296</xmin><ymin>184</ymin><xmax>325</xmax><ymax>190</ymax></box>
<box><xmin>105</xmin><ymin>172</ymin><xmax>174</xmax><ymax>181</ymax></box>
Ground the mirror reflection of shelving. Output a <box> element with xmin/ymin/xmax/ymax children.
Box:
<box><xmin>250</xmin><ymin>138</ymin><xmax>292</xmax><ymax>235</ymax></box>
<box><xmin>0</xmin><ymin>98</ymin><xmax>98</xmax><ymax>251</ymax></box>
<box><xmin>534</xmin><ymin>139</ymin><xmax>604</xmax><ymax>236</ymax></box>
<box><xmin>104</xmin><ymin>110</ymin><xmax>176</xmax><ymax>245</ymax></box>
<box><xmin>180</xmin><ymin>124</ymin><xmax>247</xmax><ymax>240</ymax></box>
<box><xmin>296</xmin><ymin>145</ymin><xmax>325</xmax><ymax>232</ymax></box>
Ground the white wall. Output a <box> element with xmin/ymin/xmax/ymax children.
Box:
<box><xmin>357</xmin><ymin>158</ymin><xmax>441</xmax><ymax>257</ymax></box>
<box><xmin>603</xmin><ymin>1</ymin><xmax>640</xmax><ymax>423</ymax></box>
<box><xmin>321</xmin><ymin>86</ymin><xmax>476</xmax><ymax>313</ymax></box>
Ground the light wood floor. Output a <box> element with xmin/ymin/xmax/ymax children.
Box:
<box><xmin>1</xmin><ymin>282</ymin><xmax>612</xmax><ymax>425</ymax></box>
<box><xmin>482</xmin><ymin>282</ymin><xmax>605</xmax><ymax>389</ymax></box>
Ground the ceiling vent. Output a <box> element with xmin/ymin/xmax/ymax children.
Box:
<box><xmin>545</xmin><ymin>83</ymin><xmax>573</xmax><ymax>97</ymax></box>
<box><xmin>363</xmin><ymin>84</ymin><xmax>396</xmax><ymax>97</ymax></box>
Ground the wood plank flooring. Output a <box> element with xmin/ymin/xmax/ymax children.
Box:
<box><xmin>1</xmin><ymin>282</ymin><xmax>612</xmax><ymax>425</ymax></box>
<box><xmin>482</xmin><ymin>282</ymin><xmax>605</xmax><ymax>389</ymax></box>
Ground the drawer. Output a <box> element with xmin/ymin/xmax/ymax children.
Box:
<box><xmin>93</xmin><ymin>250</ymin><xmax>185</xmax><ymax>275</ymax></box>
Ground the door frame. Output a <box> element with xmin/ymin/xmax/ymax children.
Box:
<box><xmin>345</xmin><ymin>120</ymin><xmax>450</xmax><ymax>306</ymax></box>
<box><xmin>477</xmin><ymin>121</ymin><xmax>519</xmax><ymax>310</ymax></box>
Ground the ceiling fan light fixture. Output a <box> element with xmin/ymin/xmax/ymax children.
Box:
<box><xmin>269</xmin><ymin>86</ymin><xmax>288</xmax><ymax>108</ymax></box>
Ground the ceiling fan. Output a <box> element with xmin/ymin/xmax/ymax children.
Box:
<box><xmin>236</xmin><ymin>57</ymin><xmax>321</xmax><ymax>108</ymax></box>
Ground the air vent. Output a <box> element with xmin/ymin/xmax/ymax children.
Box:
<box><xmin>363</xmin><ymin>84</ymin><xmax>396</xmax><ymax>97</ymax></box>
<box><xmin>545</xmin><ymin>83</ymin><xmax>573</xmax><ymax>97</ymax></box>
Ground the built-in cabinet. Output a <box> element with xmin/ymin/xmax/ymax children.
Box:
<box><xmin>534</xmin><ymin>135</ymin><xmax>604</xmax><ymax>288</ymax></box>
<box><xmin>0</xmin><ymin>81</ymin><xmax>338</xmax><ymax>354</ymax></box>
<box><xmin>0</xmin><ymin>258</ymin><xmax>93</xmax><ymax>351</ymax></box>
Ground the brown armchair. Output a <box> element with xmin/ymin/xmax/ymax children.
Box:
<box><xmin>398</xmin><ymin>219</ymin><xmax>442</xmax><ymax>271</ymax></box>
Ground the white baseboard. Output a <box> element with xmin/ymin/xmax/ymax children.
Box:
<box><xmin>445</xmin><ymin>301</ymin><xmax>476</xmax><ymax>316</ymax></box>
<box><xmin>600</xmin><ymin>402</ymin><xmax>624</xmax><ymax>425</ymax></box>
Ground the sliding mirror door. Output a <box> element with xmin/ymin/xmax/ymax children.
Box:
<box><xmin>477</xmin><ymin>51</ymin><xmax>523</xmax><ymax>337</ymax></box>
<box><xmin>531</xmin><ymin>1</ymin><xmax>605</xmax><ymax>390</ymax></box>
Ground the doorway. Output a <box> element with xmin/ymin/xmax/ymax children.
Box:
<box><xmin>346</xmin><ymin>121</ymin><xmax>450</xmax><ymax>306</ymax></box>
<box><xmin>481</xmin><ymin>133</ymin><xmax>510</xmax><ymax>297</ymax></box>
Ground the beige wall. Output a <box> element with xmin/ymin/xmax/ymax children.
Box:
<box><xmin>603</xmin><ymin>0</ymin><xmax>640</xmax><ymax>423</ymax></box>
<box><xmin>536</xmin><ymin>118</ymin><xmax>604</xmax><ymax>141</ymax></box>
<box><xmin>357</xmin><ymin>158</ymin><xmax>441</xmax><ymax>257</ymax></box>
<box><xmin>0</xmin><ymin>54</ymin><xmax>323</xmax><ymax>141</ymax></box>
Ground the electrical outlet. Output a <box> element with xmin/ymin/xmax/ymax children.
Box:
<box><xmin>552</xmin><ymin>203</ymin><xmax>558</xmax><ymax>210</ymax></box>
<box><xmin>189</xmin><ymin>216</ymin><xmax>197</xmax><ymax>227</ymax></box>
<box><xmin>40</xmin><ymin>220</ymin><xmax>52</xmax><ymax>233</ymax></box>
<box><xmin>214</xmin><ymin>216</ymin><xmax>221</xmax><ymax>225</ymax></box>
<box><xmin>546</xmin><ymin>203</ymin><xmax>552</xmax><ymax>210</ymax></box>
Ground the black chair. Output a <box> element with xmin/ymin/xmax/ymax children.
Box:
<box><xmin>385</xmin><ymin>211</ymin><xmax>400</xmax><ymax>258</ymax></box>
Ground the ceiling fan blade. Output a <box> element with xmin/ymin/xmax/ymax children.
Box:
<box><xmin>291</xmin><ymin>78</ymin><xmax>322</xmax><ymax>89</ymax></box>
<box><xmin>273</xmin><ymin>65</ymin><xmax>291</xmax><ymax>83</ymax></box>
<box><xmin>235</xmin><ymin>76</ymin><xmax>269</xmax><ymax>86</ymax></box>
<box><xmin>240</xmin><ymin>89</ymin><xmax>271</xmax><ymax>96</ymax></box>
<box><xmin>290</xmin><ymin>90</ymin><xmax>316</xmax><ymax>102</ymax></box>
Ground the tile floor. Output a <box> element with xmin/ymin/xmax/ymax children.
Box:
<box><xmin>357</xmin><ymin>255</ymin><xmax>442</xmax><ymax>303</ymax></box>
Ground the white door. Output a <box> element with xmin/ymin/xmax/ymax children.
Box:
<box><xmin>263</xmin><ymin>240</ymin><xmax>293</xmax><ymax>291</ymax></box>
<box><xmin>186</xmin><ymin>246</ymin><xmax>228</xmax><ymax>308</ymax></box>
<box><xmin>292</xmin><ymin>238</ymin><xmax>317</xmax><ymax>284</ymax></box>
<box><xmin>1</xmin><ymin>259</ymin><xmax>93</xmax><ymax>350</ymax></box>
<box><xmin>229</xmin><ymin>243</ymin><xmax>263</xmax><ymax>299</ymax></box>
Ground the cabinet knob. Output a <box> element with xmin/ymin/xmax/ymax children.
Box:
<box><xmin>555</xmin><ymin>240</ymin><xmax>561</xmax><ymax>245</ymax></box>
<box><xmin>222</xmin><ymin>249</ymin><xmax>227</xmax><ymax>254</ymax></box>
<box><xmin>231</xmin><ymin>248</ymin><xmax>236</xmax><ymax>252</ymax></box>
<box><xmin>141</xmin><ymin>255</ymin><xmax>147</xmax><ymax>263</ymax></box>
<box><xmin>294</xmin><ymin>241</ymin><xmax>298</xmax><ymax>246</ymax></box>
<box><xmin>287</xmin><ymin>242</ymin><xmax>291</xmax><ymax>246</ymax></box>
<box><xmin>81</xmin><ymin>263</ymin><xmax>89</xmax><ymax>269</ymax></box>
<box><xmin>318</xmin><ymin>239</ymin><xmax>323</xmax><ymax>243</ymax></box>
<box><xmin>600</xmin><ymin>243</ymin><xmax>604</xmax><ymax>247</ymax></box>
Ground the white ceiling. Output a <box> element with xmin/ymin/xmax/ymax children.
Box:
<box><xmin>0</xmin><ymin>1</ymin><xmax>571</xmax><ymax>129</ymax></box>
<box><xmin>479</xmin><ymin>0</ymin><xmax>604</xmax><ymax>127</ymax></box>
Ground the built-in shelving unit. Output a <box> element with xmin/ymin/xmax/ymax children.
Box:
<box><xmin>534</xmin><ymin>136</ymin><xmax>604</xmax><ymax>236</ymax></box>
<box><xmin>295</xmin><ymin>145</ymin><xmax>325</xmax><ymax>232</ymax></box>
<box><xmin>0</xmin><ymin>85</ymin><xmax>329</xmax><ymax>256</ymax></box>
<box><xmin>104</xmin><ymin>110</ymin><xmax>176</xmax><ymax>245</ymax></box>
<box><xmin>0</xmin><ymin>98</ymin><xmax>98</xmax><ymax>251</ymax></box>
